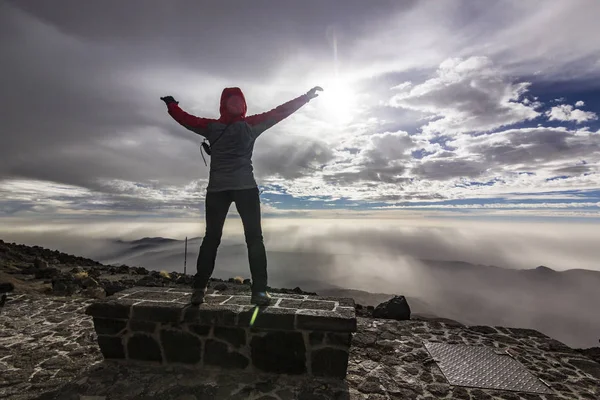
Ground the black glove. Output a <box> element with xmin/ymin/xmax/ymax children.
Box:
<box><xmin>306</xmin><ymin>86</ymin><xmax>323</xmax><ymax>100</ymax></box>
<box><xmin>160</xmin><ymin>96</ymin><xmax>178</xmax><ymax>105</ymax></box>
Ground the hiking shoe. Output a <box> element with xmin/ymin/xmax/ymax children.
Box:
<box><xmin>191</xmin><ymin>289</ymin><xmax>206</xmax><ymax>306</ymax></box>
<box><xmin>251</xmin><ymin>291</ymin><xmax>272</xmax><ymax>306</ymax></box>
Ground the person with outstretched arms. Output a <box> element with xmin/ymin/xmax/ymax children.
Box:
<box><xmin>161</xmin><ymin>86</ymin><xmax>322</xmax><ymax>306</ymax></box>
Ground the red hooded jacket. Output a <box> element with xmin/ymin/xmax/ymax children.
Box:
<box><xmin>167</xmin><ymin>87</ymin><xmax>310</xmax><ymax>192</ymax></box>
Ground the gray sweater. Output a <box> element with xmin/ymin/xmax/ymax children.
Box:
<box><xmin>167</xmin><ymin>88</ymin><xmax>310</xmax><ymax>192</ymax></box>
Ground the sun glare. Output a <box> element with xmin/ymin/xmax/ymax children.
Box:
<box><xmin>319</xmin><ymin>81</ymin><xmax>357</xmax><ymax>123</ymax></box>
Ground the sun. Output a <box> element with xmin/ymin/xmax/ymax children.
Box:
<box><xmin>319</xmin><ymin>80</ymin><xmax>357</xmax><ymax>123</ymax></box>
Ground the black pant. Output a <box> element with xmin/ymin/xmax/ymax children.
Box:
<box><xmin>194</xmin><ymin>187</ymin><xmax>268</xmax><ymax>292</ymax></box>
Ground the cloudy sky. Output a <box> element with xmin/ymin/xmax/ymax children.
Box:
<box><xmin>1</xmin><ymin>0</ymin><xmax>600</xmax><ymax>221</ymax></box>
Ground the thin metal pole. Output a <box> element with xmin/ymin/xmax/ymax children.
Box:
<box><xmin>184</xmin><ymin>236</ymin><xmax>187</xmax><ymax>275</ymax></box>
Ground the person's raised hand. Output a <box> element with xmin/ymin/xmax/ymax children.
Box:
<box><xmin>306</xmin><ymin>86</ymin><xmax>323</xmax><ymax>100</ymax></box>
<box><xmin>160</xmin><ymin>96</ymin><xmax>178</xmax><ymax>105</ymax></box>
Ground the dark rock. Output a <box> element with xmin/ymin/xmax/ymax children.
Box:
<box><xmin>214</xmin><ymin>327</ymin><xmax>246</xmax><ymax>347</ymax></box>
<box><xmin>117</xmin><ymin>264</ymin><xmax>130</xmax><ymax>274</ymax></box>
<box><xmin>251</xmin><ymin>331</ymin><xmax>306</xmax><ymax>374</ymax></box>
<box><xmin>92</xmin><ymin>318</ymin><xmax>127</xmax><ymax>335</ymax></box>
<box><xmin>468</xmin><ymin>325</ymin><xmax>497</xmax><ymax>334</ymax></box>
<box><xmin>18</xmin><ymin>265</ymin><xmax>38</xmax><ymax>275</ymax></box>
<box><xmin>358</xmin><ymin>376</ymin><xmax>384</xmax><ymax>394</ymax></box>
<box><xmin>426</xmin><ymin>383</ymin><xmax>450</xmax><ymax>396</ymax></box>
<box><xmin>296</xmin><ymin>310</ymin><xmax>357</xmax><ymax>332</ymax></box>
<box><xmin>567</xmin><ymin>359</ymin><xmax>600</xmax><ymax>379</ymax></box>
<box><xmin>372</xmin><ymin>296</ymin><xmax>411</xmax><ymax>320</ymax></box>
<box><xmin>276</xmin><ymin>389</ymin><xmax>295</xmax><ymax>400</ymax></box>
<box><xmin>498</xmin><ymin>393</ymin><xmax>521</xmax><ymax>400</ymax></box>
<box><xmin>519</xmin><ymin>394</ymin><xmax>544</xmax><ymax>400</ymax></box>
<box><xmin>204</xmin><ymin>339</ymin><xmax>249</xmax><ymax>369</ymax></box>
<box><xmin>51</xmin><ymin>273</ymin><xmax>78</xmax><ymax>296</ymax></box>
<box><xmin>311</xmin><ymin>348</ymin><xmax>349</xmax><ymax>378</ymax></box>
<box><xmin>576</xmin><ymin>346</ymin><xmax>600</xmax><ymax>364</ymax></box>
<box><xmin>129</xmin><ymin>266</ymin><xmax>147</xmax><ymax>275</ymax></box>
<box><xmin>254</xmin><ymin>380</ymin><xmax>276</xmax><ymax>393</ymax></box>
<box><xmin>214</xmin><ymin>283</ymin><xmax>228</xmax><ymax>291</ymax></box>
<box><xmin>131</xmin><ymin>301</ymin><xmax>186</xmax><ymax>323</ymax></box>
<box><xmin>353</xmin><ymin>331</ymin><xmax>377</xmax><ymax>347</ymax></box>
<box><xmin>278</xmin><ymin>299</ymin><xmax>303</xmax><ymax>309</ymax></box>
<box><xmin>34</xmin><ymin>258</ymin><xmax>49</xmax><ymax>269</ymax></box>
<box><xmin>309</xmin><ymin>332</ymin><xmax>325</xmax><ymax>345</ymax></box>
<box><xmin>451</xmin><ymin>387</ymin><xmax>471</xmax><ymax>399</ymax></box>
<box><xmin>189</xmin><ymin>325</ymin><xmax>211</xmax><ymax>336</ymax></box>
<box><xmin>0</xmin><ymin>282</ymin><xmax>14</xmax><ymax>293</ymax></box>
<box><xmin>102</xmin><ymin>281</ymin><xmax>129</xmax><ymax>296</ymax></box>
<box><xmin>88</xmin><ymin>268</ymin><xmax>102</xmax><ymax>279</ymax></box>
<box><xmin>79</xmin><ymin>276</ymin><xmax>99</xmax><ymax>288</ymax></box>
<box><xmin>128</xmin><ymin>334</ymin><xmax>162</xmax><ymax>362</ymax></box>
<box><xmin>184</xmin><ymin>304</ymin><xmax>238</xmax><ymax>326</ymax></box>
<box><xmin>243</xmin><ymin>279</ymin><xmax>251</xmax><ymax>285</ymax></box>
<box><xmin>86</xmin><ymin>300</ymin><xmax>133</xmax><ymax>319</ymax></box>
<box><xmin>129</xmin><ymin>320</ymin><xmax>156</xmax><ymax>333</ymax></box>
<box><xmin>160</xmin><ymin>329</ymin><xmax>202</xmax><ymax>364</ymax></box>
<box><xmin>36</xmin><ymin>267</ymin><xmax>61</xmax><ymax>280</ymax></box>
<box><xmin>507</xmin><ymin>327</ymin><xmax>549</xmax><ymax>339</ymax></box>
<box><xmin>389</xmin><ymin>388</ymin><xmax>420</xmax><ymax>399</ymax></box>
<box><xmin>327</xmin><ymin>333</ymin><xmax>352</xmax><ymax>347</ymax></box>
<box><xmin>471</xmin><ymin>389</ymin><xmax>493</xmax><ymax>400</ymax></box>
<box><xmin>97</xmin><ymin>335</ymin><xmax>125</xmax><ymax>359</ymax></box>
<box><xmin>81</xmin><ymin>287</ymin><xmax>106</xmax><ymax>299</ymax></box>
<box><xmin>70</xmin><ymin>266</ymin><xmax>84</xmax><ymax>274</ymax></box>
<box><xmin>300</xmin><ymin>300</ymin><xmax>335</xmax><ymax>311</ymax></box>
<box><xmin>136</xmin><ymin>275</ymin><xmax>163</xmax><ymax>287</ymax></box>
<box><xmin>420</xmin><ymin>371</ymin><xmax>434</xmax><ymax>383</ymax></box>
<box><xmin>297</xmin><ymin>392</ymin><xmax>329</xmax><ymax>400</ymax></box>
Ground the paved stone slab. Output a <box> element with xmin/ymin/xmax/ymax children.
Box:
<box><xmin>2</xmin><ymin>293</ymin><xmax>600</xmax><ymax>399</ymax></box>
<box><xmin>86</xmin><ymin>288</ymin><xmax>357</xmax><ymax>332</ymax></box>
<box><xmin>85</xmin><ymin>288</ymin><xmax>356</xmax><ymax>378</ymax></box>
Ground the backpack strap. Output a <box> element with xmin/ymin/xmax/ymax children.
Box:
<box><xmin>199</xmin><ymin>123</ymin><xmax>234</xmax><ymax>166</ymax></box>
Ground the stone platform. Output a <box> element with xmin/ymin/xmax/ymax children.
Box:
<box><xmin>85</xmin><ymin>287</ymin><xmax>357</xmax><ymax>379</ymax></box>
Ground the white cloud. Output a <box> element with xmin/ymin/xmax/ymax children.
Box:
<box><xmin>390</xmin><ymin>81</ymin><xmax>412</xmax><ymax>91</ymax></box>
<box><xmin>390</xmin><ymin>57</ymin><xmax>540</xmax><ymax>136</ymax></box>
<box><xmin>575</xmin><ymin>100</ymin><xmax>585</xmax><ymax>107</ymax></box>
<box><xmin>545</xmin><ymin>104</ymin><xmax>598</xmax><ymax>124</ymax></box>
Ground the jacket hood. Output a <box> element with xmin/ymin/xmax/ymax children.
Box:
<box><xmin>219</xmin><ymin>87</ymin><xmax>247</xmax><ymax>123</ymax></box>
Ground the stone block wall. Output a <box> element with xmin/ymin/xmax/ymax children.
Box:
<box><xmin>86</xmin><ymin>288</ymin><xmax>357</xmax><ymax>379</ymax></box>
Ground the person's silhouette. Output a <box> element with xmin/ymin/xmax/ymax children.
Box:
<box><xmin>161</xmin><ymin>86</ymin><xmax>322</xmax><ymax>306</ymax></box>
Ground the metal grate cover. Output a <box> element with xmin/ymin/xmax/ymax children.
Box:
<box><xmin>424</xmin><ymin>342</ymin><xmax>553</xmax><ymax>394</ymax></box>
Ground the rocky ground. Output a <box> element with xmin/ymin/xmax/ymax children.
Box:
<box><xmin>1</xmin><ymin>239</ymin><xmax>599</xmax><ymax>399</ymax></box>
<box><xmin>0</xmin><ymin>239</ymin><xmax>319</xmax><ymax>301</ymax></box>
<box><xmin>2</xmin><ymin>291</ymin><xmax>600</xmax><ymax>400</ymax></box>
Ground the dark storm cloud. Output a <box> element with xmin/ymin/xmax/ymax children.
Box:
<box><xmin>323</xmin><ymin>131</ymin><xmax>414</xmax><ymax>184</ymax></box>
<box><xmin>554</xmin><ymin>165</ymin><xmax>593</xmax><ymax>175</ymax></box>
<box><xmin>253</xmin><ymin>137</ymin><xmax>335</xmax><ymax>180</ymax></box>
<box><xmin>454</xmin><ymin>128</ymin><xmax>600</xmax><ymax>166</ymax></box>
<box><xmin>408</xmin><ymin>127</ymin><xmax>600</xmax><ymax>182</ymax></box>
<box><xmin>324</xmin><ymin>168</ymin><xmax>409</xmax><ymax>185</ymax></box>
<box><xmin>412</xmin><ymin>159</ymin><xmax>487</xmax><ymax>180</ymax></box>
<box><xmin>2</xmin><ymin>0</ymin><xmax>600</xmax><ymax>212</ymax></box>
<box><xmin>0</xmin><ymin>0</ymin><xmax>404</xmax><ymax>197</ymax></box>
